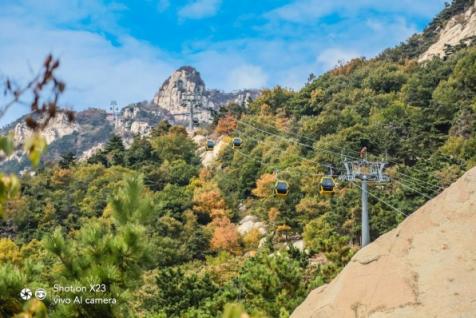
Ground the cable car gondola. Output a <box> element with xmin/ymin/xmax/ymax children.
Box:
<box><xmin>192</xmin><ymin>118</ymin><xmax>200</xmax><ymax>127</ymax></box>
<box><xmin>275</xmin><ymin>180</ymin><xmax>289</xmax><ymax>196</ymax></box>
<box><xmin>232</xmin><ymin>137</ymin><xmax>242</xmax><ymax>149</ymax></box>
<box><xmin>206</xmin><ymin>139</ymin><xmax>215</xmax><ymax>151</ymax></box>
<box><xmin>319</xmin><ymin>176</ymin><xmax>335</xmax><ymax>195</ymax></box>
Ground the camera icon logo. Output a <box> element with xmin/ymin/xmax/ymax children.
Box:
<box><xmin>20</xmin><ymin>288</ymin><xmax>32</xmax><ymax>300</ymax></box>
<box><xmin>35</xmin><ymin>288</ymin><xmax>47</xmax><ymax>300</ymax></box>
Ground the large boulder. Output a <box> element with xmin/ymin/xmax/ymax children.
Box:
<box><xmin>419</xmin><ymin>0</ymin><xmax>476</xmax><ymax>62</ymax></box>
<box><xmin>238</xmin><ymin>215</ymin><xmax>267</xmax><ymax>236</ymax></box>
<box><xmin>292</xmin><ymin>167</ymin><xmax>476</xmax><ymax>318</ymax></box>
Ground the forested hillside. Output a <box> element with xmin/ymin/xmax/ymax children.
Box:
<box><xmin>1</xmin><ymin>1</ymin><xmax>476</xmax><ymax>317</ymax></box>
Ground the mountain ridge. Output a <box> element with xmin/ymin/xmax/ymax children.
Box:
<box><xmin>0</xmin><ymin>66</ymin><xmax>260</xmax><ymax>172</ymax></box>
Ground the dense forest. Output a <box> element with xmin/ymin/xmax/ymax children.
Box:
<box><xmin>1</xmin><ymin>2</ymin><xmax>476</xmax><ymax>317</ymax></box>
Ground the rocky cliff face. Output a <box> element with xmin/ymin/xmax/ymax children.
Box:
<box><xmin>0</xmin><ymin>103</ymin><xmax>167</xmax><ymax>172</ymax></box>
<box><xmin>11</xmin><ymin>112</ymin><xmax>81</xmax><ymax>145</ymax></box>
<box><xmin>0</xmin><ymin>66</ymin><xmax>260</xmax><ymax>172</ymax></box>
<box><xmin>420</xmin><ymin>0</ymin><xmax>476</xmax><ymax>61</ymax></box>
<box><xmin>291</xmin><ymin>167</ymin><xmax>476</xmax><ymax>318</ymax></box>
<box><xmin>153</xmin><ymin>66</ymin><xmax>259</xmax><ymax>125</ymax></box>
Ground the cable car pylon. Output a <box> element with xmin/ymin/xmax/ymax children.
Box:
<box><xmin>340</xmin><ymin>149</ymin><xmax>390</xmax><ymax>247</ymax></box>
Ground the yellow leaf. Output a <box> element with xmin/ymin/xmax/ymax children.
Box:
<box><xmin>24</xmin><ymin>134</ymin><xmax>47</xmax><ymax>167</ymax></box>
<box><xmin>222</xmin><ymin>303</ymin><xmax>250</xmax><ymax>318</ymax></box>
<box><xmin>0</xmin><ymin>174</ymin><xmax>20</xmax><ymax>218</ymax></box>
<box><xmin>1</xmin><ymin>175</ymin><xmax>20</xmax><ymax>197</ymax></box>
<box><xmin>0</xmin><ymin>133</ymin><xmax>15</xmax><ymax>156</ymax></box>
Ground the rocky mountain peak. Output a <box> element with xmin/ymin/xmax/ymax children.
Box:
<box><xmin>156</xmin><ymin>66</ymin><xmax>205</xmax><ymax>97</ymax></box>
<box><xmin>153</xmin><ymin>66</ymin><xmax>260</xmax><ymax>125</ymax></box>
<box><xmin>153</xmin><ymin>66</ymin><xmax>209</xmax><ymax>123</ymax></box>
<box><xmin>0</xmin><ymin>66</ymin><xmax>261</xmax><ymax>172</ymax></box>
<box><xmin>419</xmin><ymin>0</ymin><xmax>476</xmax><ymax>61</ymax></box>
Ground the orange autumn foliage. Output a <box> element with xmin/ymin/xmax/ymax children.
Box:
<box><xmin>275</xmin><ymin>110</ymin><xmax>289</xmax><ymax>132</ymax></box>
<box><xmin>243</xmin><ymin>228</ymin><xmax>262</xmax><ymax>248</ymax></box>
<box><xmin>210</xmin><ymin>217</ymin><xmax>240</xmax><ymax>253</ymax></box>
<box><xmin>260</xmin><ymin>103</ymin><xmax>271</xmax><ymax>116</ymax></box>
<box><xmin>210</xmin><ymin>208</ymin><xmax>228</xmax><ymax>219</ymax></box>
<box><xmin>193</xmin><ymin>188</ymin><xmax>227</xmax><ymax>217</ymax></box>
<box><xmin>252</xmin><ymin>173</ymin><xmax>276</xmax><ymax>198</ymax></box>
<box><xmin>268</xmin><ymin>207</ymin><xmax>279</xmax><ymax>222</ymax></box>
<box><xmin>51</xmin><ymin>168</ymin><xmax>72</xmax><ymax>185</ymax></box>
<box><xmin>329</xmin><ymin>57</ymin><xmax>366</xmax><ymax>76</ymax></box>
<box><xmin>215</xmin><ymin>114</ymin><xmax>237</xmax><ymax>135</ymax></box>
<box><xmin>199</xmin><ymin>168</ymin><xmax>211</xmax><ymax>182</ymax></box>
<box><xmin>276</xmin><ymin>224</ymin><xmax>291</xmax><ymax>234</ymax></box>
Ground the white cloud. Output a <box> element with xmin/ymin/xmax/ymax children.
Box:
<box><xmin>228</xmin><ymin>65</ymin><xmax>268</xmax><ymax>90</ymax></box>
<box><xmin>362</xmin><ymin>17</ymin><xmax>418</xmax><ymax>51</ymax></box>
<box><xmin>366</xmin><ymin>19</ymin><xmax>385</xmax><ymax>32</ymax></box>
<box><xmin>0</xmin><ymin>16</ymin><xmax>175</xmax><ymax>125</ymax></box>
<box><xmin>178</xmin><ymin>0</ymin><xmax>222</xmax><ymax>20</ymax></box>
<box><xmin>266</xmin><ymin>0</ymin><xmax>447</xmax><ymax>23</ymax></box>
<box><xmin>316</xmin><ymin>48</ymin><xmax>361</xmax><ymax>70</ymax></box>
<box><xmin>2</xmin><ymin>0</ymin><xmax>126</xmax><ymax>34</ymax></box>
<box><xmin>0</xmin><ymin>0</ymin><xmax>447</xmax><ymax>126</ymax></box>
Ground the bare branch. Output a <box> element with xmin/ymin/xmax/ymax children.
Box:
<box><xmin>1</xmin><ymin>54</ymin><xmax>74</xmax><ymax>131</ymax></box>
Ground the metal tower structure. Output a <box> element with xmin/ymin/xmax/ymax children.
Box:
<box><xmin>340</xmin><ymin>157</ymin><xmax>390</xmax><ymax>247</ymax></box>
<box><xmin>169</xmin><ymin>91</ymin><xmax>205</xmax><ymax>131</ymax></box>
<box><xmin>110</xmin><ymin>100</ymin><xmax>119</xmax><ymax>128</ymax></box>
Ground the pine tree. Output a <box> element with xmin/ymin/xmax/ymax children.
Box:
<box><xmin>44</xmin><ymin>175</ymin><xmax>153</xmax><ymax>317</ymax></box>
<box><xmin>0</xmin><ymin>263</ymin><xmax>25</xmax><ymax>317</ymax></box>
<box><xmin>59</xmin><ymin>152</ymin><xmax>76</xmax><ymax>168</ymax></box>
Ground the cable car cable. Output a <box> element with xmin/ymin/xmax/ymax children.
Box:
<box><xmin>239</xmin><ymin>117</ymin><xmax>470</xmax><ymax>181</ymax></box>
<box><xmin>392</xmin><ymin>171</ymin><xmax>444</xmax><ymax>191</ymax></box>
<box><xmin>352</xmin><ymin>182</ymin><xmax>409</xmax><ymax>217</ymax></box>
<box><xmin>235</xmin><ymin>125</ymin><xmax>439</xmax><ymax>191</ymax></box>
<box><xmin>236</xmin><ymin>136</ymin><xmax>435</xmax><ymax>201</ymax></box>
<box><xmin>237</xmin><ymin>118</ymin><xmax>358</xmax><ymax>160</ymax></box>
<box><xmin>234</xmin><ymin>128</ymin><xmax>341</xmax><ymax>172</ymax></box>
<box><xmin>390</xmin><ymin>173</ymin><xmax>440</xmax><ymax>193</ymax></box>
<box><xmin>234</xmin><ymin>142</ymin><xmax>407</xmax><ymax>218</ymax></box>
<box><xmin>237</xmin><ymin>120</ymin><xmax>348</xmax><ymax>161</ymax></box>
<box><xmin>391</xmin><ymin>179</ymin><xmax>435</xmax><ymax>200</ymax></box>
<box><xmin>236</xmin><ymin>119</ymin><xmax>445</xmax><ymax>191</ymax></box>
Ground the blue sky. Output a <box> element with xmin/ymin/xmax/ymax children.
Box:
<box><xmin>0</xmin><ymin>0</ymin><xmax>447</xmax><ymax>125</ymax></box>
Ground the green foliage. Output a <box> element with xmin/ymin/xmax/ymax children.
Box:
<box><xmin>228</xmin><ymin>252</ymin><xmax>305</xmax><ymax>317</ymax></box>
<box><xmin>304</xmin><ymin>216</ymin><xmax>354</xmax><ymax>270</ymax></box>
<box><xmin>154</xmin><ymin>268</ymin><xmax>218</xmax><ymax>317</ymax></box>
<box><xmin>0</xmin><ymin>263</ymin><xmax>25</xmax><ymax>316</ymax></box>
<box><xmin>402</xmin><ymin>59</ymin><xmax>452</xmax><ymax>107</ymax></box>
<box><xmin>151</xmin><ymin>120</ymin><xmax>172</xmax><ymax>138</ymax></box>
<box><xmin>363</xmin><ymin>63</ymin><xmax>407</xmax><ymax>93</ymax></box>
<box><xmin>151</xmin><ymin>126</ymin><xmax>199</xmax><ymax>165</ymax></box>
<box><xmin>154</xmin><ymin>184</ymin><xmax>193</xmax><ymax>220</ymax></box>
<box><xmin>0</xmin><ymin>133</ymin><xmax>26</xmax><ymax>216</ymax></box>
<box><xmin>13</xmin><ymin>299</ymin><xmax>48</xmax><ymax>318</ymax></box>
<box><xmin>2</xmin><ymin>18</ymin><xmax>476</xmax><ymax>317</ymax></box>
<box><xmin>110</xmin><ymin>175</ymin><xmax>153</xmax><ymax>225</ymax></box>
<box><xmin>0</xmin><ymin>134</ymin><xmax>15</xmax><ymax>156</ymax></box>
<box><xmin>88</xmin><ymin>135</ymin><xmax>125</xmax><ymax>167</ymax></box>
<box><xmin>58</xmin><ymin>152</ymin><xmax>77</xmax><ymax>168</ymax></box>
<box><xmin>124</xmin><ymin>136</ymin><xmax>157</xmax><ymax>168</ymax></box>
<box><xmin>379</xmin><ymin>0</ymin><xmax>475</xmax><ymax>61</ymax></box>
<box><xmin>222</xmin><ymin>303</ymin><xmax>250</xmax><ymax>318</ymax></box>
<box><xmin>43</xmin><ymin>175</ymin><xmax>154</xmax><ymax>317</ymax></box>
